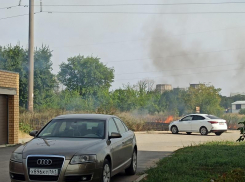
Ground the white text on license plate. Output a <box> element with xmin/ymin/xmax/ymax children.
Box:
<box><xmin>29</xmin><ymin>168</ymin><xmax>58</xmax><ymax>176</ymax></box>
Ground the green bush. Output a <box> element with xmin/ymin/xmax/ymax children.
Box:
<box><xmin>239</xmin><ymin>109</ymin><xmax>245</xmax><ymax>115</ymax></box>
<box><xmin>19</xmin><ymin>122</ymin><xmax>33</xmax><ymax>134</ymax></box>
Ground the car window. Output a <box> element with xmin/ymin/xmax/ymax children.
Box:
<box><xmin>207</xmin><ymin>115</ymin><xmax>220</xmax><ymax>119</ymax></box>
<box><xmin>181</xmin><ymin>116</ymin><xmax>193</xmax><ymax>121</ymax></box>
<box><xmin>108</xmin><ymin>118</ymin><xmax>119</xmax><ymax>135</ymax></box>
<box><xmin>121</xmin><ymin>121</ymin><xmax>129</xmax><ymax>131</ymax></box>
<box><xmin>192</xmin><ymin>115</ymin><xmax>205</xmax><ymax>120</ymax></box>
<box><xmin>113</xmin><ymin>118</ymin><xmax>127</xmax><ymax>134</ymax></box>
<box><xmin>38</xmin><ymin>119</ymin><xmax>105</xmax><ymax>138</ymax></box>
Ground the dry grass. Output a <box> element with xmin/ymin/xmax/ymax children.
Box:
<box><xmin>19</xmin><ymin>109</ymin><xmax>178</xmax><ymax>133</ymax></box>
<box><xmin>221</xmin><ymin>113</ymin><xmax>245</xmax><ymax>129</ymax></box>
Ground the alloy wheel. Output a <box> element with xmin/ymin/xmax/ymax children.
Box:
<box><xmin>133</xmin><ymin>152</ymin><xmax>137</xmax><ymax>172</ymax></box>
<box><xmin>172</xmin><ymin>126</ymin><xmax>178</xmax><ymax>134</ymax></box>
<box><xmin>103</xmin><ymin>164</ymin><xmax>110</xmax><ymax>182</ymax></box>
<box><xmin>200</xmin><ymin>127</ymin><xmax>207</xmax><ymax>135</ymax></box>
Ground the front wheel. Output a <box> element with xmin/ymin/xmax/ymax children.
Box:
<box><xmin>200</xmin><ymin>127</ymin><xmax>208</xmax><ymax>135</ymax></box>
<box><xmin>215</xmin><ymin>132</ymin><xmax>223</xmax><ymax>136</ymax></box>
<box><xmin>101</xmin><ymin>159</ymin><xmax>111</xmax><ymax>182</ymax></box>
<box><xmin>171</xmin><ymin>126</ymin><xmax>179</xmax><ymax>134</ymax></box>
<box><xmin>125</xmin><ymin>150</ymin><xmax>137</xmax><ymax>175</ymax></box>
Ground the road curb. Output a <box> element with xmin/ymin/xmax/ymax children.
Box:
<box><xmin>134</xmin><ymin>174</ymin><xmax>148</xmax><ymax>182</ymax></box>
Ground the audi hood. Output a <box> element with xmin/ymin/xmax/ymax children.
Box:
<box><xmin>18</xmin><ymin>138</ymin><xmax>103</xmax><ymax>159</ymax></box>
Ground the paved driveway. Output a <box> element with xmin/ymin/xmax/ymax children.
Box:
<box><xmin>0</xmin><ymin>130</ymin><xmax>240</xmax><ymax>182</ymax></box>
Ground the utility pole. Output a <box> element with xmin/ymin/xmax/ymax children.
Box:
<box><xmin>28</xmin><ymin>0</ymin><xmax>34</xmax><ymax>112</ymax></box>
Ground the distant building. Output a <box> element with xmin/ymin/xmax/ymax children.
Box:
<box><xmin>231</xmin><ymin>101</ymin><xmax>245</xmax><ymax>113</ymax></box>
<box><xmin>230</xmin><ymin>92</ymin><xmax>245</xmax><ymax>97</ymax></box>
<box><xmin>173</xmin><ymin>87</ymin><xmax>186</xmax><ymax>91</ymax></box>
<box><xmin>156</xmin><ymin>84</ymin><xmax>172</xmax><ymax>93</ymax></box>
<box><xmin>189</xmin><ymin>84</ymin><xmax>204</xmax><ymax>89</ymax></box>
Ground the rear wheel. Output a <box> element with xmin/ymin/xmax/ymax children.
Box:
<box><xmin>215</xmin><ymin>132</ymin><xmax>223</xmax><ymax>136</ymax></box>
<box><xmin>171</xmin><ymin>126</ymin><xmax>178</xmax><ymax>134</ymax></box>
<box><xmin>186</xmin><ymin>132</ymin><xmax>192</xmax><ymax>135</ymax></box>
<box><xmin>200</xmin><ymin>127</ymin><xmax>208</xmax><ymax>135</ymax></box>
<box><xmin>101</xmin><ymin>159</ymin><xmax>111</xmax><ymax>182</ymax></box>
<box><xmin>125</xmin><ymin>149</ymin><xmax>137</xmax><ymax>175</ymax></box>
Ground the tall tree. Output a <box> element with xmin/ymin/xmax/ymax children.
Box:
<box><xmin>184</xmin><ymin>84</ymin><xmax>223</xmax><ymax>115</ymax></box>
<box><xmin>57</xmin><ymin>56</ymin><xmax>114</xmax><ymax>96</ymax></box>
<box><xmin>0</xmin><ymin>45</ymin><xmax>57</xmax><ymax>109</ymax></box>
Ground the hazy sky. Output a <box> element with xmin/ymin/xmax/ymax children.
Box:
<box><xmin>1</xmin><ymin>0</ymin><xmax>245</xmax><ymax>96</ymax></box>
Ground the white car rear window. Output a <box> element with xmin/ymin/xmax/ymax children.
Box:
<box><xmin>207</xmin><ymin>115</ymin><xmax>220</xmax><ymax>119</ymax></box>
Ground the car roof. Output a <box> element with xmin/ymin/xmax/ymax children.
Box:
<box><xmin>53</xmin><ymin>114</ymin><xmax>115</xmax><ymax>120</ymax></box>
<box><xmin>187</xmin><ymin>114</ymin><xmax>208</xmax><ymax>116</ymax></box>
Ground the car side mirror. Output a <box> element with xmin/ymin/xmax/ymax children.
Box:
<box><xmin>109</xmin><ymin>132</ymin><xmax>122</xmax><ymax>139</ymax></box>
<box><xmin>29</xmin><ymin>130</ymin><xmax>38</xmax><ymax>137</ymax></box>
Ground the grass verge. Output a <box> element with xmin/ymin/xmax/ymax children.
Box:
<box><xmin>144</xmin><ymin>141</ymin><xmax>245</xmax><ymax>182</ymax></box>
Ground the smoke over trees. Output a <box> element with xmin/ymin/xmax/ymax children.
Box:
<box><xmin>0</xmin><ymin>44</ymin><xmax>235</xmax><ymax>116</ymax></box>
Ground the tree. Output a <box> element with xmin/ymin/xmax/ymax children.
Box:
<box><xmin>57</xmin><ymin>56</ymin><xmax>114</xmax><ymax>97</ymax></box>
<box><xmin>184</xmin><ymin>84</ymin><xmax>223</xmax><ymax>115</ymax></box>
<box><xmin>158</xmin><ymin>89</ymin><xmax>187</xmax><ymax>116</ymax></box>
<box><xmin>0</xmin><ymin>45</ymin><xmax>28</xmax><ymax>107</ymax></box>
<box><xmin>220</xmin><ymin>94</ymin><xmax>245</xmax><ymax>110</ymax></box>
<box><xmin>0</xmin><ymin>45</ymin><xmax>57</xmax><ymax>109</ymax></box>
<box><xmin>111</xmin><ymin>84</ymin><xmax>138</xmax><ymax>112</ymax></box>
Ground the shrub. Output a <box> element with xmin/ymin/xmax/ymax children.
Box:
<box><xmin>239</xmin><ymin>108</ymin><xmax>245</xmax><ymax>115</ymax></box>
<box><xmin>19</xmin><ymin>122</ymin><xmax>33</xmax><ymax>134</ymax></box>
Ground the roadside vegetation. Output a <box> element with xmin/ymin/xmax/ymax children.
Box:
<box><xmin>1</xmin><ymin>45</ymin><xmax>245</xmax><ymax>133</ymax></box>
<box><xmin>144</xmin><ymin>141</ymin><xmax>245</xmax><ymax>182</ymax></box>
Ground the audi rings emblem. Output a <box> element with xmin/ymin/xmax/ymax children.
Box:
<box><xmin>37</xmin><ymin>159</ymin><xmax>52</xmax><ymax>165</ymax></box>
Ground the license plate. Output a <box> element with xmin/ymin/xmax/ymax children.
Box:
<box><xmin>29</xmin><ymin>168</ymin><xmax>58</xmax><ymax>176</ymax></box>
<box><xmin>219</xmin><ymin>123</ymin><xmax>224</xmax><ymax>125</ymax></box>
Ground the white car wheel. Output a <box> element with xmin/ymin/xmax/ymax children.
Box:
<box><xmin>200</xmin><ymin>127</ymin><xmax>208</xmax><ymax>135</ymax></box>
<box><xmin>171</xmin><ymin>126</ymin><xmax>178</xmax><ymax>134</ymax></box>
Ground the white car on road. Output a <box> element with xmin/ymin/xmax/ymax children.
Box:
<box><xmin>169</xmin><ymin>114</ymin><xmax>227</xmax><ymax>135</ymax></box>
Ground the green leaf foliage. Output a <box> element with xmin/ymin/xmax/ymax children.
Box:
<box><xmin>0</xmin><ymin>45</ymin><xmax>57</xmax><ymax>110</ymax></box>
<box><xmin>57</xmin><ymin>55</ymin><xmax>114</xmax><ymax>97</ymax></box>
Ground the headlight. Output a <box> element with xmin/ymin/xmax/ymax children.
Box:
<box><xmin>10</xmin><ymin>153</ymin><xmax>23</xmax><ymax>163</ymax></box>
<box><xmin>70</xmin><ymin>155</ymin><xmax>96</xmax><ymax>165</ymax></box>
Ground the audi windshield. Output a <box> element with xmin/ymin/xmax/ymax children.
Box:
<box><xmin>37</xmin><ymin>119</ymin><xmax>105</xmax><ymax>139</ymax></box>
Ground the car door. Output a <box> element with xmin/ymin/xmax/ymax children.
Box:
<box><xmin>178</xmin><ymin>115</ymin><xmax>193</xmax><ymax>131</ymax></box>
<box><xmin>191</xmin><ymin>115</ymin><xmax>206</xmax><ymax>132</ymax></box>
<box><xmin>119</xmin><ymin>118</ymin><xmax>134</xmax><ymax>162</ymax></box>
<box><xmin>113</xmin><ymin>118</ymin><xmax>131</xmax><ymax>164</ymax></box>
<box><xmin>108</xmin><ymin>118</ymin><xmax>123</xmax><ymax>170</ymax></box>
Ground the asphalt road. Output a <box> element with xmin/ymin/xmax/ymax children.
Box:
<box><xmin>0</xmin><ymin>130</ymin><xmax>240</xmax><ymax>182</ymax></box>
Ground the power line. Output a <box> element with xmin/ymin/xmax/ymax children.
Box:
<box><xmin>114</xmin><ymin>67</ymin><xmax>245</xmax><ymax>81</ymax></box>
<box><xmin>25</xmin><ymin>2</ymin><xmax>245</xmax><ymax>7</ymax></box>
<box><xmin>0</xmin><ymin>14</ymin><xmax>29</xmax><ymax>20</ymax></box>
<box><xmin>115</xmin><ymin>63</ymin><xmax>240</xmax><ymax>76</ymax></box>
<box><xmin>0</xmin><ymin>5</ymin><xmax>19</xmax><ymax>10</ymax></box>
<box><xmin>0</xmin><ymin>12</ymin><xmax>41</xmax><ymax>21</ymax></box>
<box><xmin>44</xmin><ymin>11</ymin><xmax>245</xmax><ymax>15</ymax></box>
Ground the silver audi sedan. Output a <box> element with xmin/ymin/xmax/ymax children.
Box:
<box><xmin>9</xmin><ymin>114</ymin><xmax>137</xmax><ymax>182</ymax></box>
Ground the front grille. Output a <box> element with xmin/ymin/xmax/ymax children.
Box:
<box><xmin>27</xmin><ymin>157</ymin><xmax>64</xmax><ymax>168</ymax></box>
<box><xmin>27</xmin><ymin>156</ymin><xmax>64</xmax><ymax>181</ymax></box>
